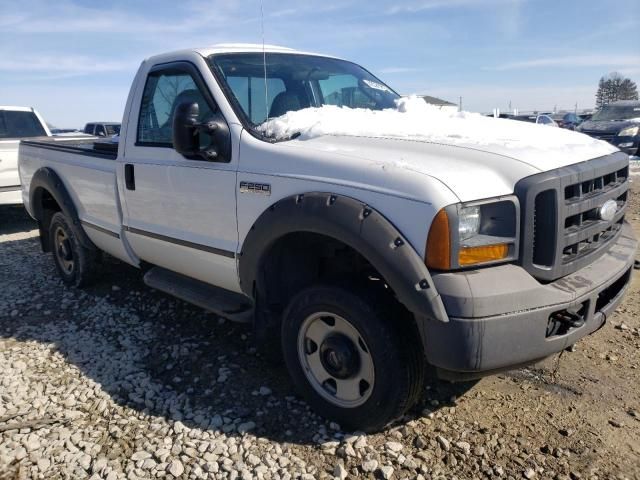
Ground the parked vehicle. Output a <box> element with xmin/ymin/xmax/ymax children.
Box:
<box><xmin>0</xmin><ymin>106</ymin><xmax>50</xmax><ymax>205</ymax></box>
<box><xmin>550</xmin><ymin>112</ymin><xmax>582</xmax><ymax>130</ymax></box>
<box><xmin>578</xmin><ymin>101</ymin><xmax>640</xmax><ymax>157</ymax></box>
<box><xmin>488</xmin><ymin>113</ymin><xmax>558</xmax><ymax>126</ymax></box>
<box><xmin>83</xmin><ymin>122</ymin><xmax>121</xmax><ymax>137</ymax></box>
<box><xmin>18</xmin><ymin>45</ymin><xmax>637</xmax><ymax>430</ymax></box>
<box><xmin>50</xmin><ymin>128</ymin><xmax>81</xmax><ymax>135</ymax></box>
<box><xmin>511</xmin><ymin>114</ymin><xmax>558</xmax><ymax>126</ymax></box>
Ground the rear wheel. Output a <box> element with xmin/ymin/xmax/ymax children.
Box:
<box><xmin>49</xmin><ymin>212</ymin><xmax>98</xmax><ymax>287</ymax></box>
<box><xmin>281</xmin><ymin>285</ymin><xmax>425</xmax><ymax>432</ymax></box>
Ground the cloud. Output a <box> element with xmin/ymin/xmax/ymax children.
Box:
<box><xmin>0</xmin><ymin>55</ymin><xmax>137</xmax><ymax>76</ymax></box>
<box><xmin>386</xmin><ymin>0</ymin><xmax>524</xmax><ymax>14</ymax></box>
<box><xmin>491</xmin><ymin>54</ymin><xmax>640</xmax><ymax>71</ymax></box>
<box><xmin>377</xmin><ymin>67</ymin><xmax>424</xmax><ymax>74</ymax></box>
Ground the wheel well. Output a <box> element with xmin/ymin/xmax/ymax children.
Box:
<box><xmin>256</xmin><ymin>232</ymin><xmax>421</xmax><ymax>341</ymax></box>
<box><xmin>35</xmin><ymin>188</ymin><xmax>62</xmax><ymax>252</ymax></box>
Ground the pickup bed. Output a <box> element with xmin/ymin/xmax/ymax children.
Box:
<box><xmin>19</xmin><ymin>44</ymin><xmax>638</xmax><ymax>431</ymax></box>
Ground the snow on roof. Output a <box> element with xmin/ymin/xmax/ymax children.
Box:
<box><xmin>195</xmin><ymin>43</ymin><xmax>322</xmax><ymax>57</ymax></box>
<box><xmin>258</xmin><ymin>96</ymin><xmax>612</xmax><ymax>151</ymax></box>
<box><xmin>0</xmin><ymin>106</ymin><xmax>33</xmax><ymax>112</ymax></box>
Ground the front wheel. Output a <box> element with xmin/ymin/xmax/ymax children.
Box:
<box><xmin>281</xmin><ymin>285</ymin><xmax>424</xmax><ymax>432</ymax></box>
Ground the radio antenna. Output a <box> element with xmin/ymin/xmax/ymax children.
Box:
<box><xmin>260</xmin><ymin>0</ymin><xmax>269</xmax><ymax>121</ymax></box>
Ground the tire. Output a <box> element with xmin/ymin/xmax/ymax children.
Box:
<box><xmin>49</xmin><ymin>212</ymin><xmax>98</xmax><ymax>287</ymax></box>
<box><xmin>281</xmin><ymin>284</ymin><xmax>425</xmax><ymax>432</ymax></box>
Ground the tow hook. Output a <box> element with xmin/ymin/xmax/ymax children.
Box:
<box><xmin>546</xmin><ymin>307</ymin><xmax>586</xmax><ymax>337</ymax></box>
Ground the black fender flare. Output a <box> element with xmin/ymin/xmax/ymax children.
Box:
<box><xmin>238</xmin><ymin>192</ymin><xmax>448</xmax><ymax>323</ymax></box>
<box><xmin>29</xmin><ymin>167</ymin><xmax>96</xmax><ymax>252</ymax></box>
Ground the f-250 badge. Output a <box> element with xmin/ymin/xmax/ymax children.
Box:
<box><xmin>239</xmin><ymin>181</ymin><xmax>271</xmax><ymax>195</ymax></box>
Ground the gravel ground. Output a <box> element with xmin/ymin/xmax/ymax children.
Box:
<box><xmin>0</xmin><ymin>180</ymin><xmax>639</xmax><ymax>480</ymax></box>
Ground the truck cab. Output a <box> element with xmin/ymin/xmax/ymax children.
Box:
<box><xmin>18</xmin><ymin>45</ymin><xmax>638</xmax><ymax>431</ymax></box>
<box><xmin>0</xmin><ymin>106</ymin><xmax>50</xmax><ymax>205</ymax></box>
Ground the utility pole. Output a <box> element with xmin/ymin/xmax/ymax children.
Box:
<box><xmin>458</xmin><ymin>96</ymin><xmax>462</xmax><ymax>112</ymax></box>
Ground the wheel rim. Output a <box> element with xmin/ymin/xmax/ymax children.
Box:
<box><xmin>297</xmin><ymin>312</ymin><xmax>375</xmax><ymax>408</ymax></box>
<box><xmin>54</xmin><ymin>226</ymin><xmax>74</xmax><ymax>274</ymax></box>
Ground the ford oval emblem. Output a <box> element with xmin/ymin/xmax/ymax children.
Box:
<box><xmin>598</xmin><ymin>199</ymin><xmax>618</xmax><ymax>222</ymax></box>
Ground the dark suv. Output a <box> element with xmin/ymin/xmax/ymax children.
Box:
<box><xmin>578</xmin><ymin>100</ymin><xmax>640</xmax><ymax>157</ymax></box>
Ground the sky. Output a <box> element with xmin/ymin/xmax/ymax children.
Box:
<box><xmin>1</xmin><ymin>0</ymin><xmax>639</xmax><ymax>128</ymax></box>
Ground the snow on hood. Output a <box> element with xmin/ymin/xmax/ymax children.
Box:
<box><xmin>258</xmin><ymin>96</ymin><xmax>616</xmax><ymax>160</ymax></box>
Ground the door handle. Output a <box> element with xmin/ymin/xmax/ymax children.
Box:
<box><xmin>124</xmin><ymin>164</ymin><xmax>135</xmax><ymax>190</ymax></box>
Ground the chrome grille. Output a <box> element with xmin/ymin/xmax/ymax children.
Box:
<box><xmin>516</xmin><ymin>152</ymin><xmax>629</xmax><ymax>282</ymax></box>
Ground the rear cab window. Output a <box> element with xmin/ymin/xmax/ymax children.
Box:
<box><xmin>0</xmin><ymin>110</ymin><xmax>47</xmax><ymax>139</ymax></box>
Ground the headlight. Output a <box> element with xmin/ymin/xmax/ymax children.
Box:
<box><xmin>426</xmin><ymin>197</ymin><xmax>519</xmax><ymax>270</ymax></box>
<box><xmin>458</xmin><ymin>206</ymin><xmax>480</xmax><ymax>240</ymax></box>
<box><xmin>618</xmin><ymin>126</ymin><xmax>639</xmax><ymax>137</ymax></box>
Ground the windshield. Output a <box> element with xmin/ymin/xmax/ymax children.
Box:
<box><xmin>0</xmin><ymin>110</ymin><xmax>47</xmax><ymax>139</ymax></box>
<box><xmin>105</xmin><ymin>124</ymin><xmax>121</xmax><ymax>136</ymax></box>
<box><xmin>209</xmin><ymin>53</ymin><xmax>399</xmax><ymax>129</ymax></box>
<box><xmin>591</xmin><ymin>104</ymin><xmax>640</xmax><ymax>121</ymax></box>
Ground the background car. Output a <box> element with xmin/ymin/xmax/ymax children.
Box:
<box><xmin>550</xmin><ymin>112</ymin><xmax>582</xmax><ymax>130</ymax></box>
<box><xmin>577</xmin><ymin>100</ymin><xmax>640</xmax><ymax>157</ymax></box>
<box><xmin>83</xmin><ymin>122</ymin><xmax>121</xmax><ymax>137</ymax></box>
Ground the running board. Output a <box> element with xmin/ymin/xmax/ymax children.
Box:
<box><xmin>143</xmin><ymin>267</ymin><xmax>254</xmax><ymax>323</ymax></box>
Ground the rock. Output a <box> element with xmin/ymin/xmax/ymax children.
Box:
<box><xmin>246</xmin><ymin>453</ymin><xmax>261</xmax><ymax>466</ymax></box>
<box><xmin>616</xmin><ymin>323</ymin><xmax>629</xmax><ymax>331</ymax></box>
<box><xmin>354</xmin><ymin>436</ymin><xmax>368</xmax><ymax>449</ymax></box>
<box><xmin>259</xmin><ymin>386</ymin><xmax>272</xmax><ymax>396</ymax></box>
<box><xmin>436</xmin><ymin>435</ymin><xmax>450</xmax><ymax>451</ymax></box>
<box><xmin>379</xmin><ymin>465</ymin><xmax>394</xmax><ymax>479</ymax></box>
<box><xmin>37</xmin><ymin>458</ymin><xmax>51</xmax><ymax>471</ymax></box>
<box><xmin>167</xmin><ymin>459</ymin><xmax>184</xmax><ymax>477</ymax></box>
<box><xmin>362</xmin><ymin>459</ymin><xmax>378</xmax><ymax>472</ymax></box>
<box><xmin>414</xmin><ymin>436</ymin><xmax>427</xmax><ymax>449</ymax></box>
<box><xmin>608</xmin><ymin>419</ymin><xmax>623</xmax><ymax>428</ymax></box>
<box><xmin>131</xmin><ymin>451</ymin><xmax>152</xmax><ymax>461</ymax></box>
<box><xmin>473</xmin><ymin>446</ymin><xmax>486</xmax><ymax>456</ymax></box>
<box><xmin>558</xmin><ymin>428</ymin><xmax>574</xmax><ymax>437</ymax></box>
<box><xmin>385</xmin><ymin>441</ymin><xmax>403</xmax><ymax>452</ymax></box>
<box><xmin>455</xmin><ymin>441</ymin><xmax>471</xmax><ymax>455</ymax></box>
<box><xmin>237</xmin><ymin>421</ymin><xmax>256</xmax><ymax>434</ymax></box>
<box><xmin>334</xmin><ymin>463</ymin><xmax>348</xmax><ymax>480</ymax></box>
<box><xmin>523</xmin><ymin>467</ymin><xmax>536</xmax><ymax>478</ymax></box>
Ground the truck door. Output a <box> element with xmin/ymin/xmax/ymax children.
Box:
<box><xmin>120</xmin><ymin>62</ymin><xmax>240</xmax><ymax>293</ymax></box>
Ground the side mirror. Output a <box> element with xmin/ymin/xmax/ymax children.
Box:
<box><xmin>172</xmin><ymin>101</ymin><xmax>231</xmax><ymax>162</ymax></box>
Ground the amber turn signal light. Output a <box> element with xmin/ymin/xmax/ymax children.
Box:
<box><xmin>426</xmin><ymin>209</ymin><xmax>451</xmax><ymax>270</ymax></box>
<box><xmin>459</xmin><ymin>243</ymin><xmax>509</xmax><ymax>266</ymax></box>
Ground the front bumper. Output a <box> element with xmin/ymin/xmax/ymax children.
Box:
<box><xmin>0</xmin><ymin>186</ymin><xmax>23</xmax><ymax>205</ymax></box>
<box><xmin>423</xmin><ymin>221</ymin><xmax>637</xmax><ymax>379</ymax></box>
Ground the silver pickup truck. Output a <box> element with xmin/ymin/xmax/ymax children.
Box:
<box><xmin>18</xmin><ymin>44</ymin><xmax>638</xmax><ymax>431</ymax></box>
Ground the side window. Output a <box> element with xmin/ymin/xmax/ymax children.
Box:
<box><xmin>225</xmin><ymin>76</ymin><xmax>286</xmax><ymax>124</ymax></box>
<box><xmin>137</xmin><ymin>70</ymin><xmax>213</xmax><ymax>146</ymax></box>
<box><xmin>318</xmin><ymin>75</ymin><xmax>377</xmax><ymax>109</ymax></box>
<box><xmin>84</xmin><ymin>124</ymin><xmax>94</xmax><ymax>134</ymax></box>
<box><xmin>95</xmin><ymin>125</ymin><xmax>106</xmax><ymax>136</ymax></box>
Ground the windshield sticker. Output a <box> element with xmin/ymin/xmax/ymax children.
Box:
<box><xmin>363</xmin><ymin>79</ymin><xmax>391</xmax><ymax>92</ymax></box>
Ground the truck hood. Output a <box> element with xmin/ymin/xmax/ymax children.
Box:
<box><xmin>260</xmin><ymin>99</ymin><xmax>618</xmax><ymax>201</ymax></box>
<box><xmin>286</xmin><ymin>130</ymin><xmax>617</xmax><ymax>202</ymax></box>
